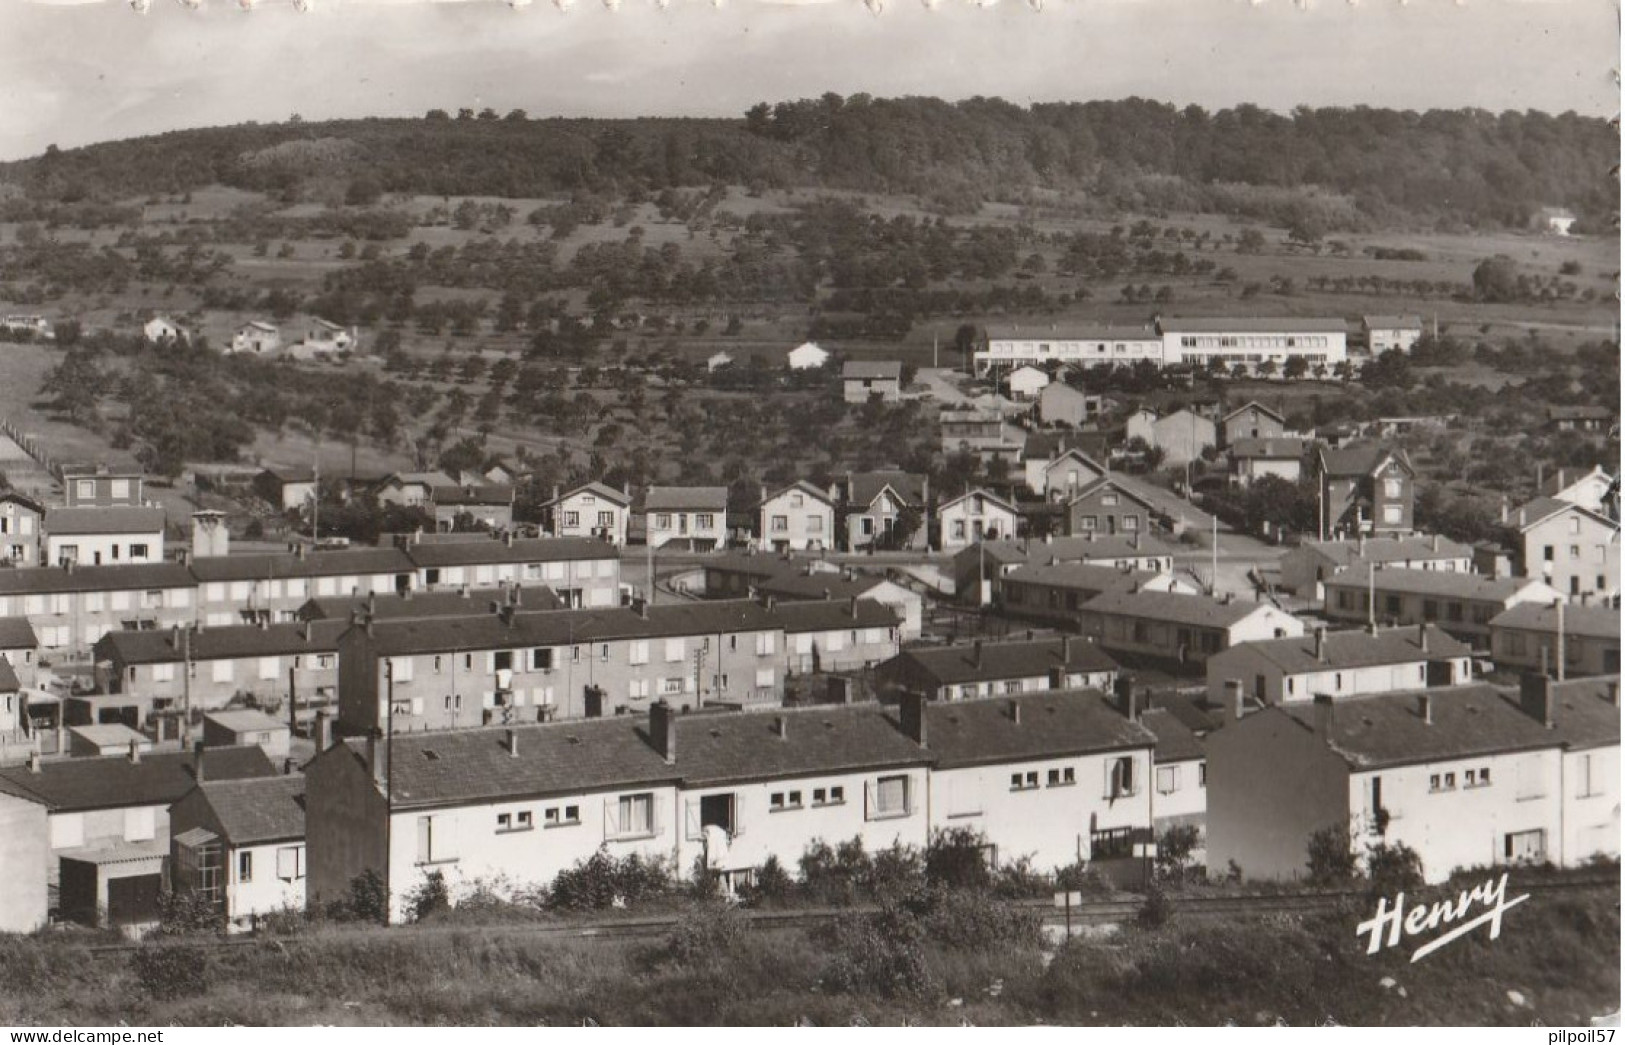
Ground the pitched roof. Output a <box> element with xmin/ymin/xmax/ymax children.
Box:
<box><xmin>0</xmin><ymin>617</ymin><xmax>38</xmax><ymax>649</ymax></box>
<box><xmin>1022</xmin><ymin>431</ymin><xmax>1110</xmax><ymax>462</ymax></box>
<box><xmin>1540</xmin><ymin>676</ymin><xmax>1623</xmax><ymax>752</ymax></box>
<box><xmin>402</xmin><ymin>537</ymin><xmax>614</xmax><ymax>567</ymax></box>
<box><xmin>204</xmin><ymin>709</ymin><xmax>287</xmax><ymax>735</ymax></box>
<box><xmin>1002</xmin><ymin>562</ymin><xmax>1152</xmax><ymax>594</ymax></box>
<box><xmin>761</xmin><ymin>481</ymin><xmax>835</xmax><ymax>508</ymax></box>
<box><xmin>1362</xmin><ymin>315</ymin><xmax>1424</xmax><ymax>330</ymax></box>
<box><xmin>754</xmin><ymin>572</ymin><xmax>895</xmax><ymax>602</ymax></box>
<box><xmin>381</xmin><ymin>471</ymin><xmax>456</xmax><ymax>488</ymax></box>
<box><xmin>1513</xmin><ymin>497</ymin><xmax>1617</xmax><ymax>533</ymax></box>
<box><xmin>1137</xmin><ymin>707</ymin><xmax>1206</xmax><ymax>764</ymax></box>
<box><xmin>1324</xmin><ymin>567</ymin><xmax>1551</xmax><ymax>601</ymax></box>
<box><xmin>842</xmin><ymin>361</ymin><xmax>903</xmax><ymax>380</ymax></box>
<box><xmin>1223</xmin><ymin>625</ymin><xmax>1470</xmax><ymax>675</ymax></box>
<box><xmin>549</xmin><ymin>482</ymin><xmax>631</xmax><ymax>508</ymax></box>
<box><xmin>940</xmin><ymin>488</ymin><xmax>1019</xmax><ymax>514</ymax></box>
<box><xmin>297</xmin><ymin>586</ymin><xmax>564</xmax><ymax>622</ymax></box>
<box><xmin>920</xmin><ymin>691</ymin><xmax>1156</xmax><ymax>769</ymax></box>
<box><xmin>259</xmin><ymin>466</ymin><xmax>318</xmax><ymax>485</ymax></box>
<box><xmin>890</xmin><ymin>636</ymin><xmax>1117</xmax><ymax>685</ymax></box>
<box><xmin>959</xmin><ymin>534</ymin><xmax>1181</xmax><ymax>569</ymax></box>
<box><xmin>1300</xmin><ymin>535</ymin><xmax>1472</xmax><ymax>567</ymax></box>
<box><xmin>1068</xmin><ymin>476</ymin><xmax>1158</xmax><ymax>512</ymax></box>
<box><xmin>643</xmin><ymin>486</ymin><xmax>729</xmax><ymax>512</ymax></box>
<box><xmin>189</xmin><ymin>548</ymin><xmax>416</xmax><ymax>583</ymax></box>
<box><xmin>1223</xmin><ymin>401</ymin><xmax>1287</xmax><ymax>425</ymax></box>
<box><xmin>0</xmin><ymin>746</ymin><xmax>278</xmax><ymax>813</ymax></box>
<box><xmin>984</xmin><ymin>324</ymin><xmax>1159</xmax><ymax>342</ymax></box>
<box><xmin>1229</xmin><ymin>437</ymin><xmax>1313</xmax><ymax>461</ymax></box>
<box><xmin>43</xmin><ymin>507</ymin><xmax>166</xmax><ymax>536</ymax></box>
<box><xmin>842</xmin><ymin>471</ymin><xmax>926</xmax><ymax>509</ymax></box>
<box><xmin>672</xmin><ymin>705</ymin><xmax>931</xmax><ymax>788</ymax></box>
<box><xmin>1272</xmin><ymin>683</ymin><xmax>1600</xmax><ymax>770</ymax></box>
<box><xmin>0</xmin><ymin>491</ymin><xmax>45</xmax><ymax>515</ymax></box>
<box><xmin>1540</xmin><ymin>467</ymin><xmax>1615</xmax><ymax>499</ymax></box>
<box><xmin>0</xmin><ymin>562</ymin><xmax>194</xmax><ymax>596</ymax></box>
<box><xmin>0</xmin><ymin>659</ymin><xmax>18</xmax><ymax>692</ymax></box>
<box><xmin>193</xmin><ymin>775</ymin><xmax>306</xmax><ymax>845</ymax></box>
<box><xmin>1318</xmin><ymin>443</ymin><xmax>1411</xmax><ymax>479</ymax></box>
<box><xmin>761</xmin><ymin>598</ymin><xmax>901</xmax><ymax>634</ymax></box>
<box><xmin>1158</xmin><ymin>317</ymin><xmax>1348</xmax><ymax>334</ymax></box>
<box><xmin>431</xmin><ymin>484</ymin><xmax>515</xmax><ymax>507</ymax></box>
<box><xmin>1082</xmin><ymin>589</ymin><xmax>1280</xmax><ymax>629</ymax></box>
<box><xmin>1489</xmin><ymin>602</ymin><xmax>1620</xmax><ymax>641</ymax></box>
<box><xmin>95</xmin><ymin>620</ymin><xmax>348</xmax><ymax>666</ymax></box>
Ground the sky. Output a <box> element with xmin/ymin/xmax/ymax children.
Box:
<box><xmin>0</xmin><ymin>0</ymin><xmax>1617</xmax><ymax>161</ymax></box>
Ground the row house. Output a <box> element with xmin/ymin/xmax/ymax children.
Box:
<box><xmin>1063</xmin><ymin>476</ymin><xmax>1157</xmax><ymax>539</ymax></box>
<box><xmin>93</xmin><ymin>620</ymin><xmax>348</xmax><ymax>722</ymax></box>
<box><xmin>996</xmin><ymin>563</ymin><xmax>1196</xmax><ymax>629</ymax></box>
<box><xmin>304</xmin><ymin>690</ymin><xmax>1158</xmax><ymax>922</ymax></box>
<box><xmin>1137</xmin><ymin>705</ymin><xmax>1209</xmax><ymax>847</ymax></box>
<box><xmin>430</xmin><ymin>484</ymin><xmax>515</xmax><ymax>533</ymax></box>
<box><xmin>42</xmin><ymin>506</ymin><xmax>167</xmax><ymax>567</ymax></box>
<box><xmin>937</xmin><ymin>490</ymin><xmax>1020</xmax><ymax>553</ymax></box>
<box><xmin>0</xmin><ymin>744</ymin><xmax>278</xmax><ymax>928</ymax></box>
<box><xmin>1219</xmin><ymin>401</ymin><xmax>1286</xmax><ymax>447</ymax></box>
<box><xmin>0</xmin><ymin>492</ymin><xmax>44</xmax><ymax>567</ymax></box>
<box><xmin>1508</xmin><ymin>496</ymin><xmax>1619</xmax><ymax>602</ymax></box>
<box><xmin>875</xmin><ymin>635</ymin><xmax>1119</xmax><ymax>703</ymax></box>
<box><xmin>953</xmin><ymin>533</ymin><xmax>1180</xmax><ymax>605</ymax></box>
<box><xmin>403</xmin><ymin>536</ymin><xmax>621</xmax><ymax>608</ymax></box>
<box><xmin>1489</xmin><ymin>602</ymin><xmax>1621</xmax><ymax>677</ymax></box>
<box><xmin>1279</xmin><ymin>534</ymin><xmax>1473</xmax><ymax>600</ymax></box>
<box><xmin>1544</xmin><ymin>406</ymin><xmax>1613</xmax><ymax>433</ymax></box>
<box><xmin>1322</xmin><ymin>569</ymin><xmax>1564</xmax><ymax>644</ymax></box>
<box><xmin>170</xmin><ymin>775</ymin><xmax>307</xmax><ymax>933</ymax></box>
<box><xmin>0</xmin><ymin>563</ymin><xmax>197</xmax><ymax>654</ymax></box>
<box><xmin>192</xmin><ymin>547</ymin><xmax>418</xmax><ymax>626</ymax></box>
<box><xmin>297</xmin><ymin>585</ymin><xmax>565</xmax><ymax>623</ymax></box>
<box><xmin>759</xmin><ymin>482</ymin><xmax>836</xmax><ymax>553</ymax></box>
<box><xmin>1316</xmin><ymin>443</ymin><xmax>1415</xmax><ymax>538</ymax></box>
<box><xmin>641</xmin><ymin>487</ymin><xmax>729</xmax><ymax>550</ymax></box>
<box><xmin>830</xmin><ymin>472</ymin><xmax>929</xmax><ymax>552</ymax></box>
<box><xmin>1078</xmin><ymin>589</ymin><xmax>1305</xmax><ymax>666</ymax></box>
<box><xmin>770</xmin><ymin>598</ymin><xmax>901</xmax><ymax>675</ymax></box>
<box><xmin>1204</xmin><ymin>624</ymin><xmax>1473</xmax><ymax>709</ymax></box>
<box><xmin>1156</xmin><ymin>317</ymin><xmax>1348</xmax><ymax>372</ymax></box>
<box><xmin>704</xmin><ymin>559</ymin><xmax>922</xmax><ymax>641</ymax></box>
<box><xmin>543</xmin><ymin>482</ymin><xmax>632</xmax><ymax>546</ymax></box>
<box><xmin>1207</xmin><ymin>676</ymin><xmax>1620</xmax><ymax>883</ymax></box>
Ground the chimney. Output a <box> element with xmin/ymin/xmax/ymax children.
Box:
<box><xmin>299</xmin><ymin>620</ymin><xmax>311</xmax><ymax>642</ymax></box>
<box><xmin>128</xmin><ymin>739</ymin><xmax>141</xmax><ymax>764</ymax></box>
<box><xmin>773</xmin><ymin>715</ymin><xmax>788</xmax><ymax>741</ymax></box>
<box><xmin>27</xmin><ymin>750</ymin><xmax>40</xmax><ymax>774</ymax></box>
<box><xmin>283</xmin><ymin>757</ymin><xmax>298</xmax><ymax>775</ymax></box>
<box><xmin>637</xmin><ymin>598</ymin><xmax>649</xmax><ymax>620</ymax></box>
<box><xmin>504</xmin><ymin>531</ymin><xmax>515</xmax><ymax>548</ymax></box>
<box><xmin>1554</xmin><ymin>599</ymin><xmax>1566</xmax><ymax>683</ymax></box>
<box><xmin>650</xmin><ymin>700</ymin><xmax>677</xmax><ymax>764</ymax></box>
<box><xmin>1008</xmin><ymin>699</ymin><xmax>1021</xmax><ymax>725</ymax></box>
<box><xmin>1417</xmin><ymin>623</ymin><xmax>1428</xmax><ymax>653</ymax></box>
<box><xmin>193</xmin><ymin>740</ymin><xmax>207</xmax><ymax>783</ymax></box>
<box><xmin>1313</xmin><ymin>626</ymin><xmax>1327</xmax><ymax>662</ymax></box>
<box><xmin>1358</xmin><ymin>536</ymin><xmax>1366</xmax><ymax>557</ymax></box>
<box><xmin>1417</xmin><ymin>693</ymin><xmax>1432</xmax><ymax>725</ymax></box>
<box><xmin>765</xmin><ymin>595</ymin><xmax>776</xmax><ymax>612</ymax></box>
<box><xmin>1225</xmin><ymin>679</ymin><xmax>1245</xmax><ymax>721</ymax></box>
<box><xmin>900</xmin><ymin>691</ymin><xmax>927</xmax><ymax>747</ymax></box>
<box><xmin>366</xmin><ymin>730</ymin><xmax>383</xmax><ymax>784</ymax></box>
<box><xmin>1607</xmin><ymin>681</ymin><xmax>1619</xmax><ymax>707</ymax></box>
<box><xmin>1061</xmin><ymin>634</ymin><xmax>1072</xmax><ymax>662</ymax></box>
<box><xmin>1431</xmin><ymin>534</ymin><xmax>1440</xmax><ymax>553</ymax></box>
<box><xmin>973</xmin><ymin>640</ymin><xmax>983</xmax><ymax>670</ymax></box>
<box><xmin>314</xmin><ymin>710</ymin><xmax>331</xmax><ymax>752</ymax></box>
<box><xmin>1312</xmin><ymin>693</ymin><xmax>1334</xmax><ymax>737</ymax></box>
<box><xmin>367</xmin><ymin>591</ymin><xmax>377</xmax><ymax>616</ymax></box>
<box><xmin>1520</xmin><ymin>672</ymin><xmax>1555</xmax><ymax>729</ymax></box>
<box><xmin>849</xmin><ymin>595</ymin><xmax>859</xmax><ymax>620</ymax></box>
<box><xmin>506</xmin><ymin>729</ymin><xmax>519</xmax><ymax>757</ymax></box>
<box><xmin>295</xmin><ymin>543</ymin><xmax>307</xmax><ymax>561</ymax></box>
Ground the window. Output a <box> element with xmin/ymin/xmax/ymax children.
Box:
<box><xmin>1465</xmin><ymin>767</ymin><xmax>1491</xmax><ymax>789</ymax></box>
<box><xmin>661</xmin><ymin>677</ymin><xmax>684</xmax><ymax>695</ymax></box>
<box><xmin>1106</xmin><ymin>757</ymin><xmax>1137</xmax><ymax>798</ymax></box>
<box><xmin>1199</xmin><ymin>762</ymin><xmax>1207</xmax><ymax>788</ymax></box>
<box><xmin>276</xmin><ymin>846</ymin><xmax>303</xmax><ymax>881</ymax></box>
<box><xmin>1101</xmin><ymin>493</ymin><xmax>1119</xmax><ymax>507</ymax></box>
<box><xmin>1383</xmin><ymin>478</ymin><xmax>1403</xmax><ymax>499</ymax></box>
<box><xmin>612</xmin><ymin>793</ymin><xmax>656</xmax><ymax>837</ymax></box>
<box><xmin>1156</xmin><ymin>765</ymin><xmax>1181</xmax><ymax>794</ymax></box>
<box><xmin>238</xmin><ymin>850</ymin><xmax>253</xmax><ymax>883</ymax></box>
<box><xmin>665</xmin><ymin>638</ymin><xmax>685</xmax><ymax>662</ymax></box>
<box><xmin>1047</xmin><ymin>767</ymin><xmax>1076</xmax><ymax>787</ymax></box>
<box><xmin>531</xmin><ymin>648</ymin><xmax>553</xmax><ymax>671</ymax></box>
<box><xmin>416</xmin><ymin>815</ymin><xmax>456</xmax><ymax>864</ymax></box>
<box><xmin>812</xmin><ymin>786</ymin><xmax>845</xmax><ymax>806</ymax></box>
<box><xmin>130</xmin><ymin>543</ymin><xmax>149</xmax><ymax>560</ymax></box>
<box><xmin>696</xmin><ymin>514</ymin><xmax>715</xmax><ymax>530</ymax></box>
<box><xmin>771</xmin><ymin>515</ymin><xmax>788</xmax><ymax>532</ymax></box>
<box><xmin>1382</xmin><ymin>505</ymin><xmax>1403</xmax><ymax>525</ymax></box>
<box><xmin>807</xmin><ymin>515</ymin><xmax>823</xmax><ymax>533</ymax></box>
<box><xmin>1010</xmin><ymin>771</ymin><xmax>1039</xmax><ymax>791</ymax></box>
<box><xmin>868</xmin><ymin>775</ymin><xmax>909</xmax><ymax>819</ymax></box>
<box><xmin>770</xmin><ymin>790</ymin><xmax>804</xmax><ymax>811</ymax></box>
<box><xmin>564</xmin><ymin>511</ymin><xmax>580</xmax><ymax>527</ymax></box>
<box><xmin>152</xmin><ymin>663</ymin><xmax>175</xmax><ymax>683</ymax></box>
<box><xmin>1578</xmin><ymin>753</ymin><xmax>1603</xmax><ymax>798</ymax></box>
<box><xmin>544</xmin><ymin>805</ymin><xmax>581</xmax><ymax>827</ymax></box>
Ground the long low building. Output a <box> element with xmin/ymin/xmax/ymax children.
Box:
<box><xmin>304</xmin><ymin>690</ymin><xmax>1159</xmax><ymax>922</ymax></box>
<box><xmin>875</xmin><ymin>635</ymin><xmax>1119</xmax><ymax>702</ymax></box>
<box><xmin>1323</xmin><ymin>570</ymin><xmax>1564</xmax><ymax>644</ymax></box>
<box><xmin>1204</xmin><ymin>624</ymin><xmax>1474</xmax><ymax>708</ymax></box>
<box><xmin>976</xmin><ymin>317</ymin><xmax>1349</xmax><ymax>375</ymax></box>
<box><xmin>1078</xmin><ymin>590</ymin><xmax>1306</xmax><ymax>665</ymax></box>
<box><xmin>1489</xmin><ymin>602</ymin><xmax>1621</xmax><ymax>677</ymax></box>
<box><xmin>995</xmin><ymin>563</ymin><xmax>1197</xmax><ymax>628</ymax></box>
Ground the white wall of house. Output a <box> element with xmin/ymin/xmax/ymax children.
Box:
<box><xmin>46</xmin><ymin>531</ymin><xmax>164</xmax><ymax>567</ymax></box>
<box><xmin>1521</xmin><ymin>510</ymin><xmax>1619</xmax><ymax>602</ymax></box>
<box><xmin>938</xmin><ymin>497</ymin><xmax>1019</xmax><ymax>553</ymax></box>
<box><xmin>225</xmin><ymin>840</ymin><xmax>306</xmax><ymax>928</ymax></box>
<box><xmin>760</xmin><ymin>491</ymin><xmax>834</xmax><ymax>552</ymax></box>
<box><xmin>553</xmin><ymin>493</ymin><xmax>628</xmax><ymax>546</ymax></box>
<box><xmin>1562</xmin><ymin>746</ymin><xmax>1620</xmax><ymax>866</ymax></box>
<box><xmin>932</xmin><ymin>670</ymin><xmax>1117</xmax><ymax>703</ymax></box>
<box><xmin>384</xmin><ymin>786</ymin><xmax>680</xmax><ymax>923</ymax></box>
<box><xmin>929</xmin><ymin>749</ymin><xmax>1153</xmax><ymax>871</ymax></box>
<box><xmin>0</xmin><ymin>793</ymin><xmax>47</xmax><ymax>932</ymax></box>
<box><xmin>1205</xmin><ymin>646</ymin><xmax>1470</xmax><ymax>707</ymax></box>
<box><xmin>1151</xmin><ymin>756</ymin><xmax>1207</xmax><ymax>830</ymax></box>
<box><xmin>644</xmin><ymin>510</ymin><xmax>727</xmax><ymax>549</ymax></box>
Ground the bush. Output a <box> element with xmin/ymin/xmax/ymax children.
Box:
<box><xmin>131</xmin><ymin>943</ymin><xmax>208</xmax><ymax>1001</ymax></box>
<box><xmin>547</xmin><ymin>847</ymin><xmax>672</xmax><ymax>911</ymax></box>
<box><xmin>865</xmin><ymin>842</ymin><xmax>925</xmax><ymax>902</ymax></box>
<box><xmin>799</xmin><ymin>837</ymin><xmax>870</xmax><ymax>906</ymax></box>
<box><xmin>325</xmin><ymin>869</ymin><xmax>389</xmax><ymax>923</ymax></box>
<box><xmin>154</xmin><ymin>889</ymin><xmax>222</xmax><ymax>937</ymax></box>
<box><xmin>924</xmin><ymin>827</ymin><xmax>994</xmax><ymax>892</ymax></box>
<box><xmin>817</xmin><ymin>906</ymin><xmax>936</xmax><ymax>1000</ymax></box>
<box><xmin>1155</xmin><ymin>825</ymin><xmax>1203</xmax><ymax>882</ymax></box>
<box><xmin>1137</xmin><ymin>883</ymin><xmax>1173</xmax><ymax>929</ymax></box>
<box><xmin>405</xmin><ymin>869</ymin><xmax>451</xmax><ymax>922</ymax></box>
<box><xmin>1305</xmin><ymin>825</ymin><xmax>1358</xmax><ymax>886</ymax></box>
<box><xmin>744</xmin><ymin>854</ymin><xmax>795</xmax><ymax>905</ymax></box>
<box><xmin>660</xmin><ymin>902</ymin><xmax>748</xmax><ymax>966</ymax></box>
<box><xmin>1366</xmin><ymin>842</ymin><xmax>1425</xmax><ymax>899</ymax></box>
<box><xmin>909</xmin><ymin>887</ymin><xmax>1042</xmax><ymax>951</ymax></box>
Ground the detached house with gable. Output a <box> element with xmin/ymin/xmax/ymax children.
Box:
<box><xmin>759</xmin><ymin>482</ymin><xmax>836</xmax><ymax>553</ymax></box>
<box><xmin>641</xmin><ymin>487</ymin><xmax>729</xmax><ymax>551</ymax></box>
<box><xmin>544</xmin><ymin>482</ymin><xmax>631</xmax><ymax>546</ymax></box>
<box><xmin>1508</xmin><ymin>496</ymin><xmax>1619</xmax><ymax>603</ymax></box>
<box><xmin>169</xmin><ymin>775</ymin><xmax>307</xmax><ymax>933</ymax></box>
<box><xmin>1316</xmin><ymin>443</ymin><xmax>1415</xmax><ymax>537</ymax></box>
<box><xmin>831</xmin><ymin>471</ymin><xmax>929</xmax><ymax>552</ymax></box>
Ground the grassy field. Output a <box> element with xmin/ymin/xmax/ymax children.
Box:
<box><xmin>0</xmin><ymin>882</ymin><xmax>1613</xmax><ymax>1027</ymax></box>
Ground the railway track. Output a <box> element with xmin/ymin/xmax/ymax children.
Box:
<box><xmin>75</xmin><ymin>873</ymin><xmax>1618</xmax><ymax>959</ymax></box>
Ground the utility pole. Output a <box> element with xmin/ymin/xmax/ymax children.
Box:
<box><xmin>1210</xmin><ymin>513</ymin><xmax>1218</xmax><ymax>597</ymax></box>
<box><xmin>180</xmin><ymin>626</ymin><xmax>192</xmax><ymax>747</ymax></box>
<box><xmin>310</xmin><ymin>440</ymin><xmax>321</xmax><ymax>547</ymax></box>
<box><xmin>1555</xmin><ymin>599</ymin><xmax>1566</xmax><ymax>682</ymax></box>
<box><xmin>1367</xmin><ymin>561</ymin><xmax>1377</xmax><ymax>630</ymax></box>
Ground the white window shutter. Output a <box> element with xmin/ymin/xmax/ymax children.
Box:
<box><xmin>604</xmin><ymin>797</ymin><xmax>617</xmax><ymax>839</ymax></box>
<box><xmin>731</xmin><ymin>794</ymin><xmax>745</xmax><ymax>837</ymax></box>
<box><xmin>485</xmin><ymin>651</ymin><xmax>496</xmax><ymax>673</ymax></box>
<box><xmin>411</xmin><ymin>697</ymin><xmax>424</xmax><ymax>716</ymax></box>
<box><xmin>652</xmin><ymin>798</ymin><xmax>664</xmax><ymax>837</ymax></box>
<box><xmin>1104</xmin><ymin>760</ymin><xmax>1115</xmax><ymax>800</ymax></box>
<box><xmin>864</xmin><ymin>781</ymin><xmax>875</xmax><ymax>820</ymax></box>
<box><xmin>685</xmin><ymin>799</ymin><xmax>701</xmax><ymax>841</ymax></box>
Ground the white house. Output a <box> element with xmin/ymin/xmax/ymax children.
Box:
<box><xmin>759</xmin><ymin>482</ymin><xmax>836</xmax><ymax>552</ymax></box>
<box><xmin>1078</xmin><ymin>589</ymin><xmax>1306</xmax><ymax>665</ymax></box>
<box><xmin>786</xmin><ymin>342</ymin><xmax>830</xmax><ymax>370</ymax></box>
<box><xmin>937</xmin><ymin>489</ymin><xmax>1020</xmax><ymax>553</ymax></box>
<box><xmin>1540</xmin><ymin>466</ymin><xmax>1617</xmax><ymax>516</ymax></box>
<box><xmin>1138</xmin><ymin>706</ymin><xmax>1208</xmax><ymax>848</ymax></box>
<box><xmin>545</xmin><ymin>482</ymin><xmax>631</xmax><ymax>546</ymax></box>
<box><xmin>1510</xmin><ymin>497</ymin><xmax>1619</xmax><ymax>603</ymax></box>
<box><xmin>641</xmin><ymin>486</ymin><xmax>729</xmax><ymax>551</ymax></box>
<box><xmin>707</xmin><ymin>351</ymin><xmax>734</xmax><ymax>373</ymax></box>
<box><xmin>1362</xmin><ymin>316</ymin><xmax>1424</xmax><ymax>355</ymax></box>
<box><xmin>976</xmin><ymin>324</ymin><xmax>1165</xmax><ymax>374</ymax></box>
<box><xmin>1206</xmin><ymin>677</ymin><xmax>1619</xmax><ymax>883</ymax></box>
<box><xmin>41</xmin><ymin>506</ymin><xmax>166</xmax><ymax>567</ymax></box>
<box><xmin>142</xmin><ymin>317</ymin><xmax>187</xmax><ymax>344</ymax></box>
<box><xmin>1031</xmin><ymin>448</ymin><xmax>1109</xmax><ymax>500</ymax></box>
<box><xmin>0</xmin><ymin>492</ymin><xmax>44</xmax><ymax>567</ymax></box>
<box><xmin>169</xmin><ymin>775</ymin><xmax>307</xmax><ymax>932</ymax></box>
<box><xmin>1205</xmin><ymin>624</ymin><xmax>1474</xmax><ymax>708</ymax></box>
<box><xmin>875</xmin><ymin>635</ymin><xmax>1119</xmax><ymax>703</ymax></box>
<box><xmin>1279</xmin><ymin>534</ymin><xmax>1474</xmax><ymax>601</ymax></box>
<box><xmin>1006</xmin><ymin>365</ymin><xmax>1050</xmax><ymax>400</ymax></box>
<box><xmin>1156</xmin><ymin>317</ymin><xmax>1349</xmax><ymax>372</ymax></box>
<box><xmin>230</xmin><ymin>321</ymin><xmax>281</xmax><ymax>355</ymax></box>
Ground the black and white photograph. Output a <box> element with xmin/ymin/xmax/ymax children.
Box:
<box><xmin>0</xmin><ymin>0</ymin><xmax>1618</xmax><ymax>1030</ymax></box>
